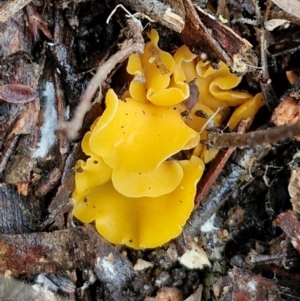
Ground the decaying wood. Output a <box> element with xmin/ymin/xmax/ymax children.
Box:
<box><xmin>271</xmin><ymin>80</ymin><xmax>300</xmax><ymax>140</ymax></box>
<box><xmin>0</xmin><ymin>0</ymin><xmax>33</xmax><ymax>22</ymax></box>
<box><xmin>274</xmin><ymin>210</ymin><xmax>300</xmax><ymax>254</ymax></box>
<box><xmin>185</xmin><ymin>147</ymin><xmax>258</xmax><ymax>237</ymax></box>
<box><xmin>194</xmin><ymin>120</ymin><xmax>249</xmax><ymax>207</ymax></box>
<box><xmin>180</xmin><ymin>0</ymin><xmax>255</xmax><ymax>73</ymax></box>
<box><xmin>0</xmin><ymin>184</ymin><xmax>42</xmax><ymax>234</ymax></box>
<box><xmin>118</xmin><ymin>0</ymin><xmax>185</xmax><ymax>32</ymax></box>
<box><xmin>213</xmin><ymin>268</ymin><xmax>281</xmax><ymax>300</ymax></box>
<box><xmin>194</xmin><ymin>148</ymin><xmax>236</xmax><ymax>206</ymax></box>
<box><xmin>288</xmin><ymin>167</ymin><xmax>300</xmax><ymax>214</ymax></box>
<box><xmin>0</xmin><ymin>226</ymin><xmax>135</xmax><ymax>300</ymax></box>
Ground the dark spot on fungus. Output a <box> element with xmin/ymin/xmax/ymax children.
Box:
<box><xmin>181</xmin><ymin>110</ymin><xmax>189</xmax><ymax>117</ymax></box>
<box><xmin>195</xmin><ymin>110</ymin><xmax>208</xmax><ymax>118</ymax></box>
<box><xmin>93</xmin><ymin>160</ymin><xmax>98</xmax><ymax>164</ymax></box>
<box><xmin>76</xmin><ymin>167</ymin><xmax>83</xmax><ymax>173</ymax></box>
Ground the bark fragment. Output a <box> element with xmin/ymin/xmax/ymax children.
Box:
<box><xmin>0</xmin><ymin>225</ymin><xmax>135</xmax><ymax>300</ymax></box>
<box><xmin>213</xmin><ymin>268</ymin><xmax>281</xmax><ymax>300</ymax></box>
<box><xmin>274</xmin><ymin>210</ymin><xmax>300</xmax><ymax>254</ymax></box>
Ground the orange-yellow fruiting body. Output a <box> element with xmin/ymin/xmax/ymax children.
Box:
<box><xmin>88</xmin><ymin>94</ymin><xmax>199</xmax><ymax>173</ymax></box>
<box><xmin>73</xmin><ymin>29</ymin><xmax>265</xmax><ymax>249</ymax></box>
<box><xmin>74</xmin><ymin>156</ymin><xmax>204</xmax><ymax>249</ymax></box>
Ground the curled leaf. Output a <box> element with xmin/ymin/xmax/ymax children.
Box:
<box><xmin>0</xmin><ymin>84</ymin><xmax>37</xmax><ymax>103</ymax></box>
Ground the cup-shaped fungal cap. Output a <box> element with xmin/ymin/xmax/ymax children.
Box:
<box><xmin>75</xmin><ymin>156</ymin><xmax>112</xmax><ymax>195</ymax></box>
<box><xmin>127</xmin><ymin>53</ymin><xmax>148</xmax><ymax>103</ymax></box>
<box><xmin>195</xmin><ymin>61</ymin><xmax>253</xmax><ymax>111</ymax></box>
<box><xmin>88</xmin><ymin>91</ymin><xmax>200</xmax><ymax>173</ymax></box>
<box><xmin>89</xmin><ymin>89</ymin><xmax>119</xmax><ymax>135</ymax></box>
<box><xmin>146</xmin><ymin>45</ymin><xmax>196</xmax><ymax>106</ymax></box>
<box><xmin>227</xmin><ymin>92</ymin><xmax>265</xmax><ymax>131</ymax></box>
<box><xmin>111</xmin><ymin>160</ymin><xmax>184</xmax><ymax>197</ymax></box>
<box><xmin>73</xmin><ymin>156</ymin><xmax>205</xmax><ymax>249</ymax></box>
<box><xmin>141</xmin><ymin>29</ymin><xmax>174</xmax><ymax>94</ymax></box>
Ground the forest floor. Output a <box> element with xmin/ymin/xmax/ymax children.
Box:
<box><xmin>0</xmin><ymin>0</ymin><xmax>300</xmax><ymax>300</ymax></box>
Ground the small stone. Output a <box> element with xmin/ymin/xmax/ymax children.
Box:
<box><xmin>179</xmin><ymin>241</ymin><xmax>211</xmax><ymax>269</ymax></box>
<box><xmin>134</xmin><ymin>259</ymin><xmax>153</xmax><ymax>271</ymax></box>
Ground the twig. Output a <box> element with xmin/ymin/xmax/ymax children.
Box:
<box><xmin>204</xmin><ymin>120</ymin><xmax>300</xmax><ymax>148</ymax></box>
<box><xmin>59</xmin><ymin>18</ymin><xmax>144</xmax><ymax>140</ymax></box>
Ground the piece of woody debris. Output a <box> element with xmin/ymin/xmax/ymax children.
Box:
<box><xmin>288</xmin><ymin>165</ymin><xmax>300</xmax><ymax>214</ymax></box>
<box><xmin>274</xmin><ymin>210</ymin><xmax>300</xmax><ymax>254</ymax></box>
<box><xmin>271</xmin><ymin>81</ymin><xmax>300</xmax><ymax>141</ymax></box>
<box><xmin>213</xmin><ymin>268</ymin><xmax>281</xmax><ymax>300</ymax></box>
<box><xmin>0</xmin><ymin>226</ymin><xmax>135</xmax><ymax>301</ymax></box>
<box><xmin>181</xmin><ymin>0</ymin><xmax>255</xmax><ymax>73</ymax></box>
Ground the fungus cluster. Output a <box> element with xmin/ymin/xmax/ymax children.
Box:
<box><xmin>73</xmin><ymin>29</ymin><xmax>264</xmax><ymax>249</ymax></box>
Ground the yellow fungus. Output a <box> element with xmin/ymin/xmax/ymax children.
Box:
<box><xmin>195</xmin><ymin>61</ymin><xmax>253</xmax><ymax>111</ymax></box>
<box><xmin>227</xmin><ymin>92</ymin><xmax>265</xmax><ymax>130</ymax></box>
<box><xmin>141</xmin><ymin>29</ymin><xmax>174</xmax><ymax>95</ymax></box>
<box><xmin>88</xmin><ymin>91</ymin><xmax>199</xmax><ymax>173</ymax></box>
<box><xmin>74</xmin><ymin>157</ymin><xmax>112</xmax><ymax>196</ymax></box>
<box><xmin>73</xmin><ymin>29</ymin><xmax>265</xmax><ymax>249</ymax></box>
<box><xmin>90</xmin><ymin>89</ymin><xmax>119</xmax><ymax>134</ymax></box>
<box><xmin>112</xmin><ymin>160</ymin><xmax>183</xmax><ymax>198</ymax></box>
<box><xmin>127</xmin><ymin>53</ymin><xmax>147</xmax><ymax>103</ymax></box>
<box><xmin>73</xmin><ymin>156</ymin><xmax>204</xmax><ymax>249</ymax></box>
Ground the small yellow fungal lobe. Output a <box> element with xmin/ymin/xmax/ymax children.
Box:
<box><xmin>90</xmin><ymin>89</ymin><xmax>119</xmax><ymax>134</ymax></box>
<box><xmin>112</xmin><ymin>160</ymin><xmax>184</xmax><ymax>197</ymax></box>
<box><xmin>227</xmin><ymin>92</ymin><xmax>265</xmax><ymax>130</ymax></box>
<box><xmin>74</xmin><ymin>157</ymin><xmax>112</xmax><ymax>196</ymax></box>
<box><xmin>73</xmin><ymin>156</ymin><xmax>204</xmax><ymax>249</ymax></box>
<box><xmin>195</xmin><ymin>61</ymin><xmax>253</xmax><ymax>110</ymax></box>
<box><xmin>140</xmin><ymin>29</ymin><xmax>192</xmax><ymax>106</ymax></box>
<box><xmin>141</xmin><ymin>29</ymin><xmax>174</xmax><ymax>94</ymax></box>
<box><xmin>127</xmin><ymin>54</ymin><xmax>147</xmax><ymax>103</ymax></box>
<box><xmin>88</xmin><ymin>90</ymin><xmax>199</xmax><ymax>173</ymax></box>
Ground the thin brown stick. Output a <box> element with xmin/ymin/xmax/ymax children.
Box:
<box><xmin>205</xmin><ymin>120</ymin><xmax>300</xmax><ymax>148</ymax></box>
<box><xmin>59</xmin><ymin>18</ymin><xmax>144</xmax><ymax>140</ymax></box>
